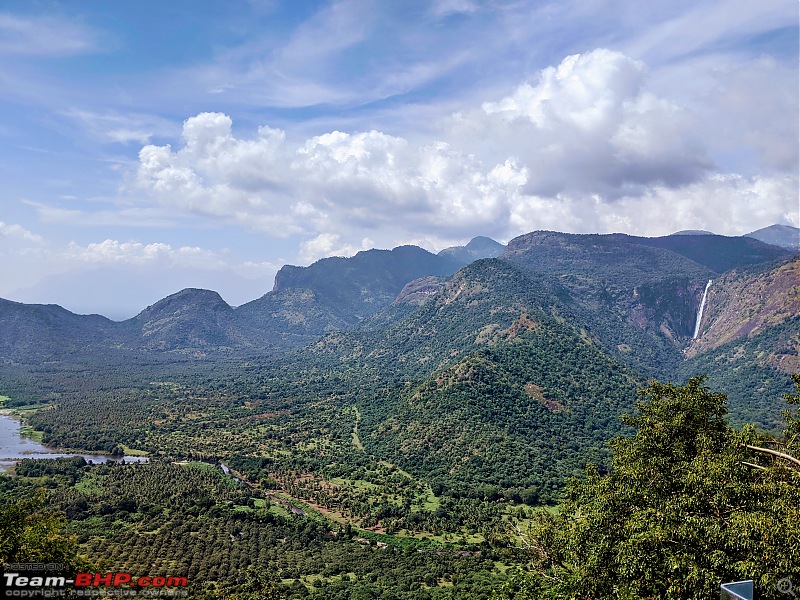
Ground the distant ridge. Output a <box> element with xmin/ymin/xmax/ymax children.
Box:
<box><xmin>0</xmin><ymin>229</ymin><xmax>794</xmax><ymax>359</ymax></box>
<box><xmin>670</xmin><ymin>229</ymin><xmax>714</xmax><ymax>236</ymax></box>
<box><xmin>438</xmin><ymin>236</ymin><xmax>504</xmax><ymax>263</ymax></box>
<box><xmin>745</xmin><ymin>224</ymin><xmax>800</xmax><ymax>249</ymax></box>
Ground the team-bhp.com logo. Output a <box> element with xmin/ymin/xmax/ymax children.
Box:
<box><xmin>2</xmin><ymin>565</ymin><xmax>188</xmax><ymax>597</ymax></box>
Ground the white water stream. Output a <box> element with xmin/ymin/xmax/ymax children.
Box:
<box><xmin>693</xmin><ymin>279</ymin><xmax>713</xmax><ymax>339</ymax></box>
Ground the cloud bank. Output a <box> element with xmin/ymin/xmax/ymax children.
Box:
<box><xmin>129</xmin><ymin>48</ymin><xmax>797</xmax><ymax>262</ymax></box>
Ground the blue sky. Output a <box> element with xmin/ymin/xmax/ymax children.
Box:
<box><xmin>0</xmin><ymin>0</ymin><xmax>797</xmax><ymax>318</ymax></box>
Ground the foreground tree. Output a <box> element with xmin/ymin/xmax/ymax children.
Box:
<box><xmin>496</xmin><ymin>376</ymin><xmax>800</xmax><ymax>600</ymax></box>
<box><xmin>0</xmin><ymin>489</ymin><xmax>89</xmax><ymax>568</ymax></box>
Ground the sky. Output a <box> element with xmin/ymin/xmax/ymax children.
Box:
<box><xmin>0</xmin><ymin>0</ymin><xmax>798</xmax><ymax>319</ymax></box>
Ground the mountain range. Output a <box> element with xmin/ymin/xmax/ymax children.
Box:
<box><xmin>0</xmin><ymin>228</ymin><xmax>795</xmax><ymax>364</ymax></box>
<box><xmin>2</xmin><ymin>225</ymin><xmax>798</xmax><ymax>503</ymax></box>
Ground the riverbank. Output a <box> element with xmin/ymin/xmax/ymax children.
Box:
<box><xmin>0</xmin><ymin>413</ymin><xmax>148</xmax><ymax>472</ymax></box>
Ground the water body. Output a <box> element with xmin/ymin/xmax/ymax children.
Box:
<box><xmin>219</xmin><ymin>463</ymin><xmax>242</xmax><ymax>484</ymax></box>
<box><xmin>0</xmin><ymin>414</ymin><xmax>148</xmax><ymax>472</ymax></box>
<box><xmin>693</xmin><ymin>279</ymin><xmax>713</xmax><ymax>339</ymax></box>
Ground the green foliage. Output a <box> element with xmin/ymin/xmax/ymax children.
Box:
<box><xmin>218</xmin><ymin>566</ymin><xmax>286</xmax><ymax>600</ymax></box>
<box><xmin>0</xmin><ymin>488</ymin><xmax>89</xmax><ymax>568</ymax></box>
<box><xmin>1</xmin><ymin>232</ymin><xmax>796</xmax><ymax>599</ymax></box>
<box><xmin>496</xmin><ymin>377</ymin><xmax>800</xmax><ymax>600</ymax></box>
<box><xmin>783</xmin><ymin>373</ymin><xmax>800</xmax><ymax>450</ymax></box>
<box><xmin>6</xmin><ymin>461</ymin><xmax>508</xmax><ymax>598</ymax></box>
<box><xmin>369</xmin><ymin>321</ymin><xmax>640</xmax><ymax>503</ymax></box>
<box><xmin>680</xmin><ymin>317</ymin><xmax>798</xmax><ymax>431</ymax></box>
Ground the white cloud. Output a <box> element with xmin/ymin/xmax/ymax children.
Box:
<box><xmin>464</xmin><ymin>49</ymin><xmax>712</xmax><ymax>196</ymax></box>
<box><xmin>0</xmin><ymin>226</ymin><xmax>280</xmax><ymax>309</ymax></box>
<box><xmin>0</xmin><ymin>221</ymin><xmax>43</xmax><ymax>243</ymax></box>
<box><xmin>2</xmin><ymin>235</ymin><xmax>280</xmax><ymax>317</ymax></box>
<box><xmin>690</xmin><ymin>55</ymin><xmax>799</xmax><ymax>174</ymax></box>
<box><xmin>299</xmin><ymin>233</ymin><xmax>374</xmax><ymax>263</ymax></box>
<box><xmin>623</xmin><ymin>0</ymin><xmax>797</xmax><ymax>65</ymax></box>
<box><xmin>507</xmin><ymin>173</ymin><xmax>799</xmax><ymax>237</ymax></box>
<box><xmin>134</xmin><ymin>113</ymin><xmax>300</xmax><ymax>235</ymax></box>
<box><xmin>129</xmin><ymin>48</ymin><xmax>797</xmax><ymax>261</ymax></box>
<box><xmin>63</xmin><ymin>239</ymin><xmax>228</xmax><ymax>270</ymax></box>
<box><xmin>234</xmin><ymin>260</ymin><xmax>283</xmax><ymax>279</ymax></box>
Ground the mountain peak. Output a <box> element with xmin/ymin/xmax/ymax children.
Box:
<box><xmin>745</xmin><ymin>224</ymin><xmax>800</xmax><ymax>249</ymax></box>
<box><xmin>438</xmin><ymin>236</ymin><xmax>504</xmax><ymax>264</ymax></box>
<box><xmin>138</xmin><ymin>288</ymin><xmax>230</xmax><ymax>311</ymax></box>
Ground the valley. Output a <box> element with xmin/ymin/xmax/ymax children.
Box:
<box><xmin>1</xmin><ymin>229</ymin><xmax>798</xmax><ymax>599</ymax></box>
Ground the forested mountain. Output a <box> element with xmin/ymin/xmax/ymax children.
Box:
<box><xmin>235</xmin><ymin>245</ymin><xmax>467</xmax><ymax>346</ymax></box>
<box><xmin>498</xmin><ymin>231</ymin><xmax>795</xmax><ymax>377</ymax></box>
<box><xmin>1</xmin><ymin>227</ymin><xmax>798</xmax><ymax>599</ymax></box>
<box><xmin>0</xmin><ymin>242</ymin><xmax>496</xmax><ymax>357</ymax></box>
<box><xmin>126</xmin><ymin>288</ymin><xmax>255</xmax><ymax>352</ymax></box>
<box><xmin>0</xmin><ymin>230</ymin><xmax>795</xmax><ymax>421</ymax></box>
<box><xmin>0</xmin><ymin>230</ymin><xmax>792</xmax><ymax>362</ymax></box>
<box><xmin>676</xmin><ymin>257</ymin><xmax>800</xmax><ymax>428</ymax></box>
<box><xmin>0</xmin><ymin>298</ymin><xmax>117</xmax><ymax>360</ymax></box>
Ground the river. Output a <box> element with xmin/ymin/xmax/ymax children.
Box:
<box><xmin>0</xmin><ymin>414</ymin><xmax>148</xmax><ymax>472</ymax></box>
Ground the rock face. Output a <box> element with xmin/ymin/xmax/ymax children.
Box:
<box><xmin>393</xmin><ymin>276</ymin><xmax>450</xmax><ymax>306</ymax></box>
<box><xmin>685</xmin><ymin>257</ymin><xmax>800</xmax><ymax>372</ymax></box>
<box><xmin>236</xmin><ymin>245</ymin><xmax>465</xmax><ymax>344</ymax></box>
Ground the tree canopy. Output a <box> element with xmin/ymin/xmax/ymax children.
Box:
<box><xmin>496</xmin><ymin>376</ymin><xmax>800</xmax><ymax>600</ymax></box>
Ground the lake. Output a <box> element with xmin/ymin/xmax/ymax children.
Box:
<box><xmin>0</xmin><ymin>413</ymin><xmax>148</xmax><ymax>472</ymax></box>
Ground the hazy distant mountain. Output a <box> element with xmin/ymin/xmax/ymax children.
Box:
<box><xmin>8</xmin><ymin>265</ymin><xmax>272</xmax><ymax>321</ymax></box>
<box><xmin>670</xmin><ymin>229</ymin><xmax>714</xmax><ymax>236</ymax></box>
<box><xmin>498</xmin><ymin>230</ymin><xmax>793</xmax><ymax>377</ymax></box>
<box><xmin>1</xmin><ymin>227</ymin><xmax>795</xmax><ymax>458</ymax></box>
<box><xmin>0</xmin><ymin>230</ymin><xmax>794</xmax><ymax>363</ymax></box>
<box><xmin>437</xmin><ymin>236</ymin><xmax>504</xmax><ymax>264</ymax></box>
<box><xmin>621</xmin><ymin>232</ymin><xmax>793</xmax><ymax>273</ymax></box>
<box><xmin>0</xmin><ymin>245</ymin><xmax>469</xmax><ymax>357</ymax></box>
<box><xmin>745</xmin><ymin>224</ymin><xmax>800</xmax><ymax>249</ymax></box>
<box><xmin>0</xmin><ymin>298</ymin><xmax>116</xmax><ymax>360</ymax></box>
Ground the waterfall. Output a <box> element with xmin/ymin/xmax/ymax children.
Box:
<box><xmin>693</xmin><ymin>279</ymin><xmax>712</xmax><ymax>339</ymax></box>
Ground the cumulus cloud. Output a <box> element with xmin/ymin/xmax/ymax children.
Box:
<box><xmin>0</xmin><ymin>227</ymin><xmax>277</xmax><ymax>312</ymax></box>
<box><xmin>0</xmin><ymin>221</ymin><xmax>43</xmax><ymax>243</ymax></box>
<box><xmin>508</xmin><ymin>173</ymin><xmax>800</xmax><ymax>237</ymax></box>
<box><xmin>130</xmin><ymin>48</ymin><xmax>797</xmax><ymax>261</ymax></box>
<box><xmin>299</xmin><ymin>233</ymin><xmax>374</xmax><ymax>263</ymax></box>
<box><xmin>135</xmin><ymin>112</ymin><xmax>299</xmax><ymax>235</ymax></box>
<box><xmin>63</xmin><ymin>239</ymin><xmax>228</xmax><ymax>270</ymax></box>
<box><xmin>2</xmin><ymin>234</ymin><xmax>281</xmax><ymax>317</ymax></box>
<box><xmin>466</xmin><ymin>49</ymin><xmax>712</xmax><ymax>196</ymax></box>
<box><xmin>691</xmin><ymin>55</ymin><xmax>799</xmax><ymax>174</ymax></box>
